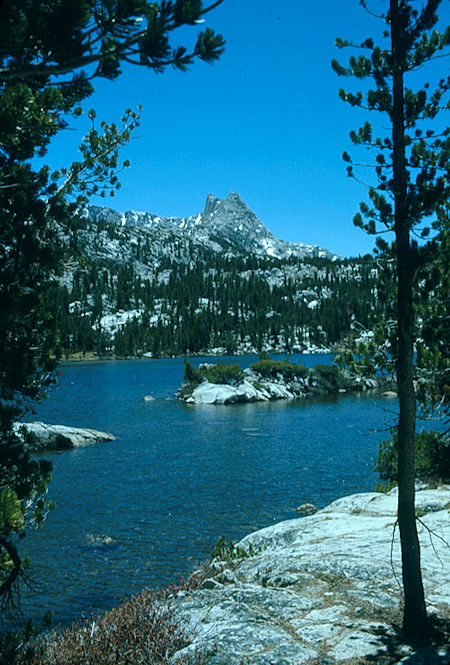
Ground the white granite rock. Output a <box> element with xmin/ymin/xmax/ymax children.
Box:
<box><xmin>172</xmin><ymin>486</ymin><xmax>450</xmax><ymax>664</ymax></box>
<box><xmin>13</xmin><ymin>421</ymin><xmax>115</xmax><ymax>451</ymax></box>
<box><xmin>188</xmin><ymin>382</ymin><xmax>248</xmax><ymax>404</ymax></box>
<box><xmin>185</xmin><ymin>377</ymin><xmax>297</xmax><ymax>405</ymax></box>
<box><xmin>179</xmin><ymin>365</ymin><xmax>382</xmax><ymax>405</ymax></box>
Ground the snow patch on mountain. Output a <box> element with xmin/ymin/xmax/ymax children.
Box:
<box><xmin>87</xmin><ymin>192</ymin><xmax>339</xmax><ymax>262</ymax></box>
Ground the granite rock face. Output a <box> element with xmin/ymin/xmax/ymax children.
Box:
<box><xmin>88</xmin><ymin>192</ymin><xmax>339</xmax><ymax>262</ymax></box>
<box><xmin>171</xmin><ymin>486</ymin><xmax>450</xmax><ymax>665</ymax></box>
<box><xmin>13</xmin><ymin>421</ymin><xmax>115</xmax><ymax>452</ymax></box>
<box><xmin>184</xmin><ymin>378</ymin><xmax>298</xmax><ymax>405</ymax></box>
<box><xmin>179</xmin><ymin>369</ymin><xmax>381</xmax><ymax>405</ymax></box>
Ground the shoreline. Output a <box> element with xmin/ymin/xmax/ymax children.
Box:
<box><xmin>177</xmin><ymin>358</ymin><xmax>386</xmax><ymax>405</ymax></box>
<box><xmin>20</xmin><ymin>485</ymin><xmax>450</xmax><ymax>665</ymax></box>
<box><xmin>60</xmin><ymin>348</ymin><xmax>336</xmax><ymax>365</ymax></box>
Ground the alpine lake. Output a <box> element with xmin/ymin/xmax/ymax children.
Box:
<box><xmin>20</xmin><ymin>353</ymin><xmax>396</xmax><ymax>627</ymax></box>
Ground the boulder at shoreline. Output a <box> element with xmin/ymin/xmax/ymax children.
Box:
<box><xmin>13</xmin><ymin>421</ymin><xmax>115</xmax><ymax>452</ymax></box>
<box><xmin>172</xmin><ymin>485</ymin><xmax>450</xmax><ymax>665</ymax></box>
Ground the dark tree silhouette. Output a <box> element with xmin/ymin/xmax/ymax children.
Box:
<box><xmin>332</xmin><ymin>0</ymin><xmax>449</xmax><ymax>641</ymax></box>
<box><xmin>0</xmin><ymin>0</ymin><xmax>224</xmax><ymax>607</ymax></box>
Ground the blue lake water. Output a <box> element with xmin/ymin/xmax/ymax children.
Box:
<box><xmin>20</xmin><ymin>354</ymin><xmax>396</xmax><ymax>626</ymax></box>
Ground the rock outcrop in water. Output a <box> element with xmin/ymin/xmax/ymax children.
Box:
<box><xmin>13</xmin><ymin>421</ymin><xmax>115</xmax><ymax>452</ymax></box>
<box><xmin>182</xmin><ymin>376</ymin><xmax>298</xmax><ymax>404</ymax></box>
<box><xmin>177</xmin><ymin>362</ymin><xmax>381</xmax><ymax>405</ymax></box>
<box><xmin>171</xmin><ymin>485</ymin><xmax>450</xmax><ymax>664</ymax></box>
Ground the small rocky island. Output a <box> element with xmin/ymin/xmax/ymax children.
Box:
<box><xmin>13</xmin><ymin>421</ymin><xmax>115</xmax><ymax>452</ymax></box>
<box><xmin>176</xmin><ymin>358</ymin><xmax>382</xmax><ymax>405</ymax></box>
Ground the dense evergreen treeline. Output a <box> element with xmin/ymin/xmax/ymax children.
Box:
<box><xmin>50</xmin><ymin>220</ymin><xmax>381</xmax><ymax>358</ymax></box>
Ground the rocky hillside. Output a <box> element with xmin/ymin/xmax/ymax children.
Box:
<box><xmin>86</xmin><ymin>191</ymin><xmax>339</xmax><ymax>263</ymax></box>
<box><xmin>52</xmin><ymin>193</ymin><xmax>379</xmax><ymax>358</ymax></box>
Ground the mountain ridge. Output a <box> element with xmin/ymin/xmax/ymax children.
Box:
<box><xmin>53</xmin><ymin>192</ymin><xmax>378</xmax><ymax>359</ymax></box>
<box><xmin>86</xmin><ymin>192</ymin><xmax>339</xmax><ymax>262</ymax></box>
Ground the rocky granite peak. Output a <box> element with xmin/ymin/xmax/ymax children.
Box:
<box><xmin>203</xmin><ymin>193</ymin><xmax>221</xmax><ymax>216</ymax></box>
<box><xmin>86</xmin><ymin>193</ymin><xmax>339</xmax><ymax>261</ymax></box>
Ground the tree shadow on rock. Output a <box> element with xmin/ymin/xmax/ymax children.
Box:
<box><xmin>364</xmin><ymin>615</ymin><xmax>450</xmax><ymax>665</ymax></box>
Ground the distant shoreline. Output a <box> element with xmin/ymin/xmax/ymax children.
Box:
<box><xmin>60</xmin><ymin>348</ymin><xmax>335</xmax><ymax>365</ymax></box>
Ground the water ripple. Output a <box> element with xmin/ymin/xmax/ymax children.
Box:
<box><xmin>22</xmin><ymin>356</ymin><xmax>389</xmax><ymax>626</ymax></box>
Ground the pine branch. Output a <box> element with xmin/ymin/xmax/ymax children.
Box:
<box><xmin>390</xmin><ymin>519</ymin><xmax>403</xmax><ymax>596</ymax></box>
<box><xmin>0</xmin><ymin>536</ymin><xmax>22</xmax><ymax>602</ymax></box>
<box><xmin>416</xmin><ymin>515</ymin><xmax>450</xmax><ymax>569</ymax></box>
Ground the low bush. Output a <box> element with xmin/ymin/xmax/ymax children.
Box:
<box><xmin>14</xmin><ymin>588</ymin><xmax>200</xmax><ymax>665</ymax></box>
<box><xmin>311</xmin><ymin>364</ymin><xmax>343</xmax><ymax>392</ymax></box>
<box><xmin>250</xmin><ymin>358</ymin><xmax>309</xmax><ymax>381</ymax></box>
<box><xmin>203</xmin><ymin>361</ymin><xmax>244</xmax><ymax>386</ymax></box>
<box><xmin>0</xmin><ymin>620</ymin><xmax>42</xmax><ymax>665</ymax></box>
<box><xmin>183</xmin><ymin>359</ymin><xmax>244</xmax><ymax>386</ymax></box>
<box><xmin>211</xmin><ymin>535</ymin><xmax>262</xmax><ymax>561</ymax></box>
<box><xmin>375</xmin><ymin>429</ymin><xmax>450</xmax><ymax>486</ymax></box>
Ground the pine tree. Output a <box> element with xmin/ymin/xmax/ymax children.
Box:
<box><xmin>0</xmin><ymin>0</ymin><xmax>224</xmax><ymax>606</ymax></box>
<box><xmin>332</xmin><ymin>0</ymin><xmax>449</xmax><ymax>641</ymax></box>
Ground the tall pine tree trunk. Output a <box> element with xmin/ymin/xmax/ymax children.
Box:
<box><xmin>390</xmin><ymin>0</ymin><xmax>428</xmax><ymax>641</ymax></box>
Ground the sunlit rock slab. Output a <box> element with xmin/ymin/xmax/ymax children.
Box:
<box><xmin>13</xmin><ymin>421</ymin><xmax>116</xmax><ymax>451</ymax></box>
<box><xmin>172</xmin><ymin>485</ymin><xmax>450</xmax><ymax>664</ymax></box>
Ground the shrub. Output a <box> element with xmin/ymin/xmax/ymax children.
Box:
<box><xmin>14</xmin><ymin>588</ymin><xmax>199</xmax><ymax>665</ymax></box>
<box><xmin>250</xmin><ymin>358</ymin><xmax>309</xmax><ymax>381</ymax></box>
<box><xmin>211</xmin><ymin>535</ymin><xmax>262</xmax><ymax>561</ymax></box>
<box><xmin>0</xmin><ymin>620</ymin><xmax>42</xmax><ymax>665</ymax></box>
<box><xmin>203</xmin><ymin>361</ymin><xmax>244</xmax><ymax>386</ymax></box>
<box><xmin>375</xmin><ymin>430</ymin><xmax>450</xmax><ymax>485</ymax></box>
<box><xmin>312</xmin><ymin>364</ymin><xmax>343</xmax><ymax>392</ymax></box>
<box><xmin>183</xmin><ymin>359</ymin><xmax>244</xmax><ymax>387</ymax></box>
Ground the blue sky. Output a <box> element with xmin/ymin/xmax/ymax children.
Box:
<box><xmin>41</xmin><ymin>0</ymin><xmax>444</xmax><ymax>257</ymax></box>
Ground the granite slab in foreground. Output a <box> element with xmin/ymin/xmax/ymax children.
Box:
<box><xmin>171</xmin><ymin>486</ymin><xmax>450</xmax><ymax>665</ymax></box>
<box><xmin>13</xmin><ymin>421</ymin><xmax>115</xmax><ymax>452</ymax></box>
